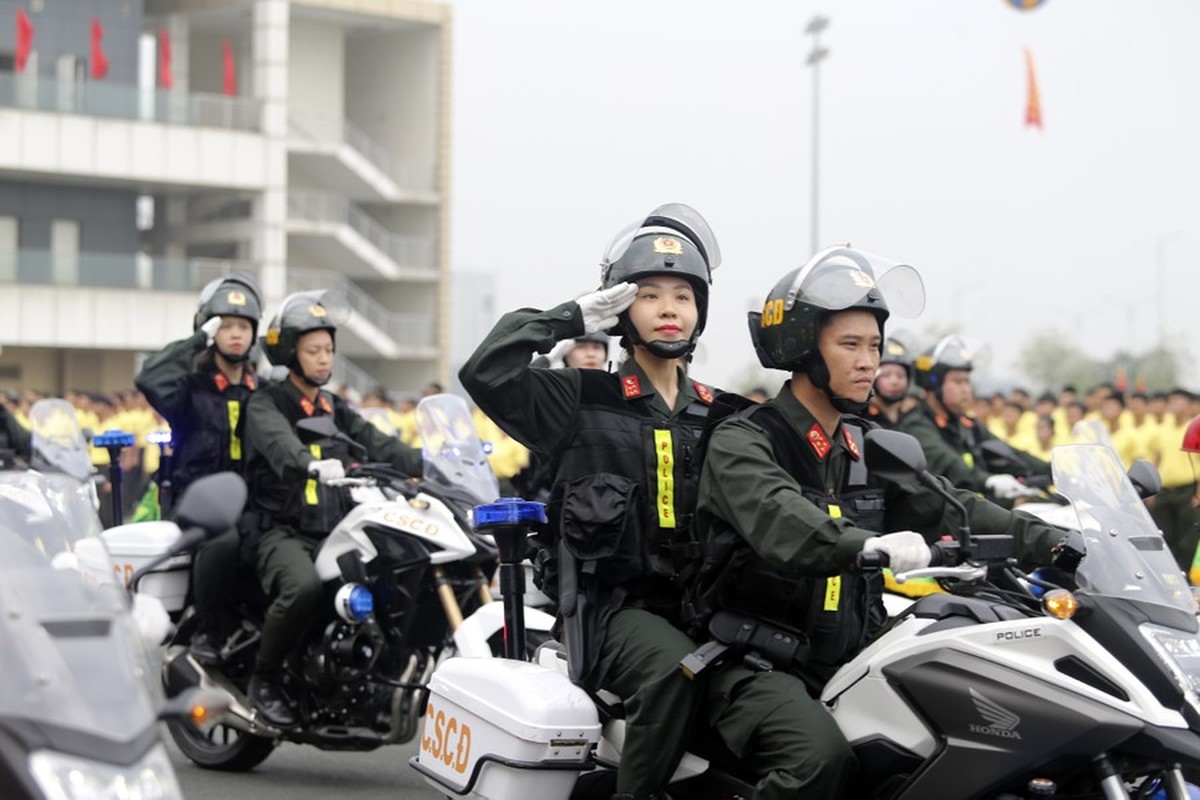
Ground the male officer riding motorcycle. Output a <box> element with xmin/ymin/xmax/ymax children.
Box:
<box><xmin>898</xmin><ymin>335</ymin><xmax>1050</xmax><ymax>501</ymax></box>
<box><xmin>136</xmin><ymin>271</ymin><xmax>262</xmax><ymax>664</ymax></box>
<box><xmin>242</xmin><ymin>290</ymin><xmax>422</xmax><ymax>727</ymax></box>
<box><xmin>866</xmin><ymin>336</ymin><xmax>918</xmax><ymax>430</ymax></box>
<box><xmin>682</xmin><ymin>248</ymin><xmax>1073</xmax><ymax>799</ymax></box>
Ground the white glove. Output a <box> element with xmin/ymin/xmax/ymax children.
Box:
<box><xmin>131</xmin><ymin>593</ymin><xmax>172</xmax><ymax>648</ymax></box>
<box><xmin>307</xmin><ymin>458</ymin><xmax>346</xmax><ymax>483</ymax></box>
<box><xmin>576</xmin><ymin>283</ymin><xmax>638</xmax><ymax>334</ymax></box>
<box><xmin>200</xmin><ymin>316</ymin><xmax>222</xmax><ymax>346</ymax></box>
<box><xmin>545</xmin><ymin>338</ymin><xmax>576</xmax><ymax>368</ymax></box>
<box><xmin>863</xmin><ymin>531</ymin><xmax>931</xmax><ymax>574</ymax></box>
<box><xmin>985</xmin><ymin>473</ymin><xmax>1027</xmax><ymax>500</ymax></box>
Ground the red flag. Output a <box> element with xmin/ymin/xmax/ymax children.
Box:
<box><xmin>90</xmin><ymin>18</ymin><xmax>108</xmax><ymax>79</ymax></box>
<box><xmin>157</xmin><ymin>27</ymin><xmax>173</xmax><ymax>89</ymax></box>
<box><xmin>221</xmin><ymin>37</ymin><xmax>236</xmax><ymax>96</ymax></box>
<box><xmin>1024</xmin><ymin>48</ymin><xmax>1043</xmax><ymax>130</ymax></box>
<box><xmin>15</xmin><ymin>8</ymin><xmax>33</xmax><ymax>73</ymax></box>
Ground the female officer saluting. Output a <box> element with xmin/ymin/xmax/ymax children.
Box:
<box><xmin>136</xmin><ymin>271</ymin><xmax>262</xmax><ymax>664</ymax></box>
<box><xmin>460</xmin><ymin>203</ymin><xmax>720</xmax><ymax>800</ymax></box>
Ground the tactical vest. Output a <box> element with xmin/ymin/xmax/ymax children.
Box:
<box><xmin>170</xmin><ymin>370</ymin><xmax>255</xmax><ymax>496</ymax></box>
<box><xmin>543</xmin><ymin>369</ymin><xmax>711</xmax><ymax>616</ymax></box>
<box><xmin>246</xmin><ymin>385</ymin><xmax>353</xmax><ymax>536</ymax></box>
<box><xmin>689</xmin><ymin>403</ymin><xmax>888</xmax><ymax>675</ymax></box>
<box><xmin>927</xmin><ymin>407</ymin><xmax>985</xmax><ymax>471</ymax></box>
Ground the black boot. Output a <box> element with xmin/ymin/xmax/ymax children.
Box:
<box><xmin>248</xmin><ymin>671</ymin><xmax>297</xmax><ymax>728</ymax></box>
<box><xmin>189</xmin><ymin>630</ymin><xmax>222</xmax><ymax>666</ymax></box>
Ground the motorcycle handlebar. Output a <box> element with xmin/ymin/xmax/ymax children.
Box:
<box><xmin>854</xmin><ymin>539</ymin><xmax>961</xmax><ymax>572</ymax></box>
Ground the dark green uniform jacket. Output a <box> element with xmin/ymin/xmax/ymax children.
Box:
<box><xmin>0</xmin><ymin>404</ymin><xmax>31</xmax><ymax>458</ymax></box>
<box><xmin>243</xmin><ymin>378</ymin><xmax>422</xmax><ymax>533</ymax></box>
<box><xmin>136</xmin><ymin>330</ymin><xmax>256</xmax><ymax>498</ymax></box>
<box><xmin>459</xmin><ymin>301</ymin><xmax>713</xmax><ymax>674</ymax></box>
<box><xmin>695</xmin><ymin>383</ymin><xmax>1067</xmax><ymax>686</ymax></box>
<box><xmin>898</xmin><ymin>400</ymin><xmax>1050</xmax><ymax>493</ymax></box>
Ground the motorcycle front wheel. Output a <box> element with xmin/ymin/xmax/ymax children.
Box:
<box><xmin>162</xmin><ymin>646</ymin><xmax>276</xmax><ymax>771</ymax></box>
<box><xmin>166</xmin><ymin>718</ymin><xmax>276</xmax><ymax>772</ymax></box>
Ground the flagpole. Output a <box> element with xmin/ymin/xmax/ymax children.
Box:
<box><xmin>806</xmin><ymin>15</ymin><xmax>829</xmax><ymax>257</ymax></box>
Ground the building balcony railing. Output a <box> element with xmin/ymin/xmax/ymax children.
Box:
<box><xmin>287</xmin><ymin>266</ymin><xmax>435</xmax><ymax>347</ymax></box>
<box><xmin>288</xmin><ymin>109</ymin><xmax>436</xmax><ymax>193</ymax></box>
<box><xmin>287</xmin><ymin>191</ymin><xmax>435</xmax><ymax>270</ymax></box>
<box><xmin>0</xmin><ymin>249</ymin><xmax>258</xmax><ymax>292</ymax></box>
<box><xmin>0</xmin><ymin>71</ymin><xmax>262</xmax><ymax>132</ymax></box>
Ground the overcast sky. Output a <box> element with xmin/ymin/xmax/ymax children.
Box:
<box><xmin>448</xmin><ymin>0</ymin><xmax>1200</xmax><ymax>392</ymax></box>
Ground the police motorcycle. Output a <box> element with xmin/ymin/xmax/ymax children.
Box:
<box><xmin>124</xmin><ymin>392</ymin><xmax>554</xmax><ymax>771</ymax></box>
<box><xmin>416</xmin><ymin>429</ymin><xmax>1200</xmax><ymax>800</ymax></box>
<box><xmin>0</xmin><ymin>399</ymin><xmax>225</xmax><ymax>800</ymax></box>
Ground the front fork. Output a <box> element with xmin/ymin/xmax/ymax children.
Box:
<box><xmin>1092</xmin><ymin>754</ymin><xmax>1191</xmax><ymax>800</ymax></box>
<box><xmin>432</xmin><ymin>566</ymin><xmax>495</xmax><ymax>631</ymax></box>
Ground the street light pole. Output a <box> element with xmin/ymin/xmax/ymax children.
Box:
<box><xmin>805</xmin><ymin>15</ymin><xmax>829</xmax><ymax>257</ymax></box>
<box><xmin>1156</xmin><ymin>230</ymin><xmax>1182</xmax><ymax>349</ymax></box>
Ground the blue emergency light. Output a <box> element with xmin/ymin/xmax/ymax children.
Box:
<box><xmin>473</xmin><ymin>498</ymin><xmax>547</xmax><ymax>530</ymax></box>
<box><xmin>93</xmin><ymin>430</ymin><xmax>135</xmax><ymax>448</ymax></box>
<box><xmin>146</xmin><ymin>430</ymin><xmax>172</xmax><ymax>446</ymax></box>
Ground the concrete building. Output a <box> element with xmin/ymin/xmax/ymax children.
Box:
<box><xmin>0</xmin><ymin>0</ymin><xmax>451</xmax><ymax>397</ymax></box>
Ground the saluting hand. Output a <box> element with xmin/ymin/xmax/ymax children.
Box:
<box><xmin>200</xmin><ymin>316</ymin><xmax>222</xmax><ymax>347</ymax></box>
<box><xmin>576</xmin><ymin>283</ymin><xmax>637</xmax><ymax>334</ymax></box>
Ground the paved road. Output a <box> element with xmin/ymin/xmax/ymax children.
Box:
<box><xmin>167</xmin><ymin>734</ymin><xmax>446</xmax><ymax>800</ymax></box>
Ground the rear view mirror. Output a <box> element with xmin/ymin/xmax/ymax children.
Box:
<box><xmin>864</xmin><ymin>429</ymin><xmax>928</xmax><ymax>485</ymax></box>
<box><xmin>295</xmin><ymin>416</ymin><xmax>367</xmax><ymax>457</ymax></box>
<box><xmin>1127</xmin><ymin>459</ymin><xmax>1162</xmax><ymax>500</ymax></box>
<box><xmin>174</xmin><ymin>472</ymin><xmax>246</xmax><ymax>535</ymax></box>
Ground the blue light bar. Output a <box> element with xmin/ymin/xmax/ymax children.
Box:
<box><xmin>473</xmin><ymin>498</ymin><xmax>547</xmax><ymax>529</ymax></box>
<box><xmin>93</xmin><ymin>430</ymin><xmax>135</xmax><ymax>448</ymax></box>
<box><xmin>347</xmin><ymin>585</ymin><xmax>374</xmax><ymax>621</ymax></box>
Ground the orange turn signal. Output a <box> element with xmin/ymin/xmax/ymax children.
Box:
<box><xmin>1043</xmin><ymin>589</ymin><xmax>1079</xmax><ymax>620</ymax></box>
<box><xmin>190</xmin><ymin>705</ymin><xmax>210</xmax><ymax>726</ymax></box>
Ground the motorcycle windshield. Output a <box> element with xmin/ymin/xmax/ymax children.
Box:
<box><xmin>29</xmin><ymin>398</ymin><xmax>93</xmax><ymax>482</ymax></box>
<box><xmin>0</xmin><ymin>523</ymin><xmax>156</xmax><ymax>740</ymax></box>
<box><xmin>1053</xmin><ymin>444</ymin><xmax>1195</xmax><ymax>616</ymax></box>
<box><xmin>416</xmin><ymin>395</ymin><xmax>500</xmax><ymax>506</ymax></box>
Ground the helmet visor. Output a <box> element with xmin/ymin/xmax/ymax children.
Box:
<box><xmin>783</xmin><ymin>247</ymin><xmax>926</xmax><ymax>318</ymax></box>
<box><xmin>601</xmin><ymin>203</ymin><xmax>722</xmax><ymax>273</ymax></box>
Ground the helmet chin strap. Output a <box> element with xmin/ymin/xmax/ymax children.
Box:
<box><xmin>874</xmin><ymin>384</ymin><xmax>906</xmax><ymax>404</ymax></box>
<box><xmin>290</xmin><ymin>359</ymin><xmax>331</xmax><ymax>388</ymax></box>
<box><xmin>808</xmin><ymin>354</ymin><xmax>870</xmax><ymax>415</ymax></box>
<box><xmin>620</xmin><ymin>314</ymin><xmax>698</xmax><ymax>360</ymax></box>
<box><xmin>216</xmin><ymin>347</ymin><xmax>249</xmax><ymax>364</ymax></box>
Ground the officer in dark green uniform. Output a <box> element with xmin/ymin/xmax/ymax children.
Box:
<box><xmin>0</xmin><ymin>400</ymin><xmax>31</xmax><ymax>459</ymax></box>
<box><xmin>866</xmin><ymin>336</ymin><xmax>918</xmax><ymax>430</ymax></box>
<box><xmin>136</xmin><ymin>272</ymin><xmax>262</xmax><ymax>664</ymax></box>
<box><xmin>460</xmin><ymin>203</ymin><xmax>721</xmax><ymax>800</ymax></box>
<box><xmin>899</xmin><ymin>335</ymin><xmax>1049</xmax><ymax>501</ymax></box>
<box><xmin>243</xmin><ymin>290</ymin><xmax>422</xmax><ymax>728</ymax></box>
<box><xmin>685</xmin><ymin>248</ymin><xmax>1070</xmax><ymax>799</ymax></box>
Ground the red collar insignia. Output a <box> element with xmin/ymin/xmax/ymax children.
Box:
<box><xmin>960</xmin><ymin>416</ymin><xmax>975</xmax><ymax>428</ymax></box>
<box><xmin>807</xmin><ymin>423</ymin><xmax>832</xmax><ymax>461</ymax></box>
<box><xmin>213</xmin><ymin>372</ymin><xmax>230</xmax><ymax>392</ymax></box>
<box><xmin>693</xmin><ymin>382</ymin><xmax>714</xmax><ymax>405</ymax></box>
<box><xmin>843</xmin><ymin>427</ymin><xmax>861</xmax><ymax>460</ymax></box>
<box><xmin>300</xmin><ymin>395</ymin><xmax>331</xmax><ymax>417</ymax></box>
<box><xmin>934</xmin><ymin>413</ymin><xmax>948</xmax><ymax>429</ymax></box>
<box><xmin>622</xmin><ymin>375</ymin><xmax>642</xmax><ymax>400</ymax></box>
<box><xmin>245</xmin><ymin>372</ymin><xmax>257</xmax><ymax>390</ymax></box>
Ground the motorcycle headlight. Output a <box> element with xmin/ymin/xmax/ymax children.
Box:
<box><xmin>29</xmin><ymin>742</ymin><xmax>182</xmax><ymax>800</ymax></box>
<box><xmin>1139</xmin><ymin>623</ymin><xmax>1200</xmax><ymax>715</ymax></box>
<box><xmin>334</xmin><ymin>582</ymin><xmax>375</xmax><ymax>624</ymax></box>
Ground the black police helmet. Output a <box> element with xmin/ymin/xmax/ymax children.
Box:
<box><xmin>194</xmin><ymin>271</ymin><xmax>263</xmax><ymax>337</ymax></box>
<box><xmin>260</xmin><ymin>290</ymin><xmax>348</xmax><ymax>373</ymax></box>
<box><xmin>913</xmin><ymin>335</ymin><xmax>975</xmax><ymax>392</ymax></box>
<box><xmin>599</xmin><ymin>203</ymin><xmax>720</xmax><ymax>358</ymax></box>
